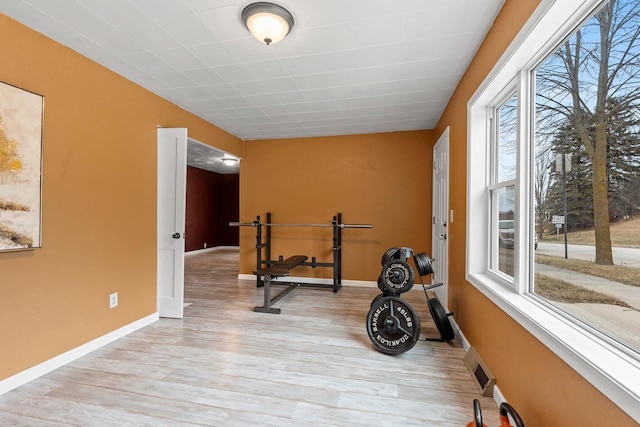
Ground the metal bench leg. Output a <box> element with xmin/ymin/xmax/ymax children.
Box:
<box><xmin>254</xmin><ymin>274</ymin><xmax>282</xmax><ymax>314</ymax></box>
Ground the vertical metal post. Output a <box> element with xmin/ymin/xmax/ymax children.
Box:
<box><xmin>266</xmin><ymin>212</ymin><xmax>272</xmax><ymax>264</ymax></box>
<box><xmin>562</xmin><ymin>155</ymin><xmax>568</xmax><ymax>259</ymax></box>
<box><xmin>255</xmin><ymin>215</ymin><xmax>262</xmax><ymax>287</ymax></box>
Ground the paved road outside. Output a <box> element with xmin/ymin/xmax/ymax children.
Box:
<box><xmin>537</xmin><ymin>242</ymin><xmax>640</xmax><ymax>268</ymax></box>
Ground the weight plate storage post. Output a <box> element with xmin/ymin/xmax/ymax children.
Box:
<box><xmin>366</xmin><ymin>296</ymin><xmax>420</xmax><ymax>355</ymax></box>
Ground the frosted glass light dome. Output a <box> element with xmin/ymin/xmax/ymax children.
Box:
<box><xmin>242</xmin><ymin>2</ymin><xmax>294</xmax><ymax>45</ymax></box>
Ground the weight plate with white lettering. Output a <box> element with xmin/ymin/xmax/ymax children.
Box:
<box><xmin>366</xmin><ymin>296</ymin><xmax>420</xmax><ymax>355</ymax></box>
<box><xmin>380</xmin><ymin>260</ymin><xmax>415</xmax><ymax>294</ymax></box>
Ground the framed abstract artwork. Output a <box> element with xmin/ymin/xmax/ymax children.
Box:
<box><xmin>0</xmin><ymin>81</ymin><xmax>44</xmax><ymax>252</ymax></box>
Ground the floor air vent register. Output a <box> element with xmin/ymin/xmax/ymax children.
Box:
<box><xmin>463</xmin><ymin>346</ymin><xmax>496</xmax><ymax>397</ymax></box>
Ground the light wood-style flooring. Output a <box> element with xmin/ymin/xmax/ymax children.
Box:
<box><xmin>0</xmin><ymin>248</ymin><xmax>500</xmax><ymax>426</ymax></box>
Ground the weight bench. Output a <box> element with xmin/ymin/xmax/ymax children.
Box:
<box><xmin>253</xmin><ymin>255</ymin><xmax>308</xmax><ymax>314</ymax></box>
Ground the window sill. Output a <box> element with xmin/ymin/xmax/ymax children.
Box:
<box><xmin>466</xmin><ymin>271</ymin><xmax>640</xmax><ymax>422</ymax></box>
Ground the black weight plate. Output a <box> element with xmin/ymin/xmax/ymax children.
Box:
<box><xmin>370</xmin><ymin>291</ymin><xmax>399</xmax><ymax>307</ymax></box>
<box><xmin>370</xmin><ymin>293</ymin><xmax>384</xmax><ymax>307</ymax></box>
<box><xmin>380</xmin><ymin>247</ymin><xmax>400</xmax><ymax>266</ymax></box>
<box><xmin>377</xmin><ymin>274</ymin><xmax>384</xmax><ymax>292</ymax></box>
<box><xmin>366</xmin><ymin>296</ymin><xmax>420</xmax><ymax>355</ymax></box>
<box><xmin>380</xmin><ymin>260</ymin><xmax>415</xmax><ymax>294</ymax></box>
<box><xmin>427</xmin><ymin>298</ymin><xmax>455</xmax><ymax>341</ymax></box>
<box><xmin>413</xmin><ymin>252</ymin><xmax>434</xmax><ymax>276</ymax></box>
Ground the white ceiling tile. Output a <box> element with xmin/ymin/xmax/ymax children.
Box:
<box><xmin>221</xmin><ymin>97</ymin><xmax>253</xmax><ymax>108</ymax></box>
<box><xmin>261</xmin><ymin>77</ymin><xmax>299</xmax><ymax>93</ymax></box>
<box><xmin>213</xmin><ymin>64</ymin><xmax>256</xmax><ymax>83</ymax></box>
<box><xmin>281</xmin><ymin>51</ymin><xmax>360</xmax><ymax>77</ymax></box>
<box><xmin>245</xmin><ymin>59</ymin><xmax>289</xmax><ymax>80</ymax></box>
<box><xmin>203</xmin><ymin>83</ymin><xmax>242</xmax><ymax>98</ymax></box>
<box><xmin>154</xmin><ymin>12</ymin><xmax>218</xmax><ymax>47</ymax></box>
<box><xmin>234</xmin><ymin>106</ymin><xmax>264</xmax><ymax>117</ymax></box>
<box><xmin>182</xmin><ymin>0</ymin><xmax>241</xmax><ymax>12</ymax></box>
<box><xmin>231</xmin><ymin>81</ymin><xmax>269</xmax><ymax>96</ymax></box>
<box><xmin>245</xmin><ymin>93</ymin><xmax>279</xmax><ymax>107</ymax></box>
<box><xmin>152</xmin><ymin>47</ymin><xmax>208</xmax><ymax>70</ymax></box>
<box><xmin>273</xmin><ymin>91</ymin><xmax>307</xmax><ymax>104</ymax></box>
<box><xmin>151</xmin><ymin>71</ymin><xmax>197</xmax><ymax>88</ymax></box>
<box><xmin>180</xmin><ymin>98</ymin><xmax>229</xmax><ymax>111</ymax></box>
<box><xmin>292</xmin><ymin>74</ymin><xmax>330</xmax><ymax>91</ymax></box>
<box><xmin>120</xmin><ymin>51</ymin><xmax>174</xmax><ymax>74</ymax></box>
<box><xmin>198</xmin><ymin>4</ymin><xmax>247</xmax><ymax>40</ymax></box>
<box><xmin>223</xmin><ymin>38</ymin><xmax>278</xmax><ymax>62</ymax></box>
<box><xmin>259</xmin><ymin>104</ymin><xmax>290</xmax><ymax>116</ymax></box>
<box><xmin>284</xmin><ymin>103</ymin><xmax>315</xmax><ymax>113</ymax></box>
<box><xmin>352</xmin><ymin>15</ymin><xmax>403</xmax><ymax>47</ymax></box>
<box><xmin>356</xmin><ymin>44</ymin><xmax>399</xmax><ymax>68</ymax></box>
<box><xmin>80</xmin><ymin>0</ymin><xmax>180</xmax><ymax>51</ymax></box>
<box><xmin>281</xmin><ymin>23</ymin><xmax>357</xmax><ymax>56</ymax></box>
<box><xmin>347</xmin><ymin>0</ymin><xmax>401</xmax><ymax>21</ymax></box>
<box><xmin>286</xmin><ymin>0</ymin><xmax>348</xmax><ymax>28</ymax></box>
<box><xmin>132</xmin><ymin>0</ymin><xmax>194</xmax><ymax>22</ymax></box>
<box><xmin>188</xmin><ymin>42</ymin><xmax>239</xmax><ymax>66</ymax></box>
<box><xmin>179</xmin><ymin>68</ymin><xmax>225</xmax><ymax>86</ymax></box>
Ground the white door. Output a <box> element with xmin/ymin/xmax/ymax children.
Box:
<box><xmin>157</xmin><ymin>128</ymin><xmax>187</xmax><ymax>318</ymax></box>
<box><xmin>432</xmin><ymin>128</ymin><xmax>450</xmax><ymax>307</ymax></box>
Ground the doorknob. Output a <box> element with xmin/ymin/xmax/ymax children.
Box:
<box><xmin>172</xmin><ymin>233</ymin><xmax>181</xmax><ymax>239</ymax></box>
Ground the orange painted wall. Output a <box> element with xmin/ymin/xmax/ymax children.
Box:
<box><xmin>0</xmin><ymin>15</ymin><xmax>242</xmax><ymax>380</ymax></box>
<box><xmin>238</xmin><ymin>131</ymin><xmax>436</xmax><ymax>281</ymax></box>
<box><xmin>434</xmin><ymin>1</ymin><xmax>636</xmax><ymax>425</ymax></box>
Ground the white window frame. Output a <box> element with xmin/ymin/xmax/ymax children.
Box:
<box><xmin>466</xmin><ymin>0</ymin><xmax>640</xmax><ymax>422</ymax></box>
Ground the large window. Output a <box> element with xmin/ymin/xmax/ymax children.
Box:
<box><xmin>533</xmin><ymin>0</ymin><xmax>640</xmax><ymax>353</ymax></box>
<box><xmin>467</xmin><ymin>0</ymin><xmax>640</xmax><ymax>421</ymax></box>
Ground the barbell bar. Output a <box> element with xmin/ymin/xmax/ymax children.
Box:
<box><xmin>229</xmin><ymin>221</ymin><xmax>372</xmax><ymax>229</ymax></box>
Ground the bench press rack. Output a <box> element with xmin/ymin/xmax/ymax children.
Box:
<box><xmin>229</xmin><ymin>212</ymin><xmax>372</xmax><ymax>313</ymax></box>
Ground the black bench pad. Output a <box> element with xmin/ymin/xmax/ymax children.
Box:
<box><xmin>254</xmin><ymin>255</ymin><xmax>308</xmax><ymax>277</ymax></box>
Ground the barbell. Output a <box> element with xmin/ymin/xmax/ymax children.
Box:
<box><xmin>229</xmin><ymin>221</ymin><xmax>373</xmax><ymax>229</ymax></box>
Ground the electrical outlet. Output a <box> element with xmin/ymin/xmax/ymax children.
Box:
<box><xmin>204</xmin><ymin>242</ymin><xmax>207</xmax><ymax>248</ymax></box>
<box><xmin>109</xmin><ymin>292</ymin><xmax>118</xmax><ymax>309</ymax></box>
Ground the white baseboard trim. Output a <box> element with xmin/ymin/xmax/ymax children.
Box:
<box><xmin>0</xmin><ymin>312</ymin><xmax>159</xmax><ymax>396</ymax></box>
<box><xmin>450</xmin><ymin>316</ymin><xmax>470</xmax><ymax>351</ymax></box>
<box><xmin>237</xmin><ymin>273</ymin><xmax>374</xmax><ymax>288</ymax></box>
<box><xmin>185</xmin><ymin>246</ymin><xmax>239</xmax><ymax>256</ymax></box>
<box><xmin>493</xmin><ymin>384</ymin><xmax>506</xmax><ymax>407</ymax></box>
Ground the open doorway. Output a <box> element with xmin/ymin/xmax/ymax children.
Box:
<box><xmin>185</xmin><ymin>139</ymin><xmax>239</xmax><ymax>253</ymax></box>
<box><xmin>157</xmin><ymin>128</ymin><xmax>240</xmax><ymax>318</ymax></box>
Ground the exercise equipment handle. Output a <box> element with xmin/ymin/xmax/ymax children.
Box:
<box><xmin>499</xmin><ymin>402</ymin><xmax>524</xmax><ymax>427</ymax></box>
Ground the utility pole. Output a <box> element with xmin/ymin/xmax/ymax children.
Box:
<box><xmin>556</xmin><ymin>154</ymin><xmax>571</xmax><ymax>259</ymax></box>
<box><xmin>562</xmin><ymin>155</ymin><xmax>568</xmax><ymax>259</ymax></box>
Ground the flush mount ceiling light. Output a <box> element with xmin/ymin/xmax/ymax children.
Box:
<box><xmin>222</xmin><ymin>157</ymin><xmax>239</xmax><ymax>166</ymax></box>
<box><xmin>241</xmin><ymin>2</ymin><xmax>294</xmax><ymax>45</ymax></box>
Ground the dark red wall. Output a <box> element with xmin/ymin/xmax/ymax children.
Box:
<box><xmin>185</xmin><ymin>166</ymin><xmax>239</xmax><ymax>252</ymax></box>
